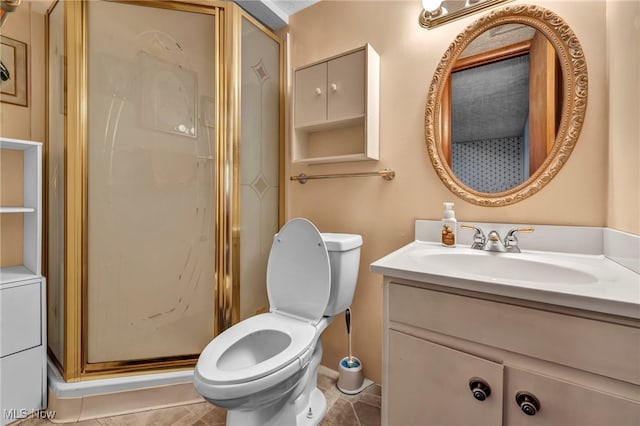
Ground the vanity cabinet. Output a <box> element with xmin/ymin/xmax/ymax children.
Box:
<box><xmin>0</xmin><ymin>138</ymin><xmax>47</xmax><ymax>425</ymax></box>
<box><xmin>293</xmin><ymin>44</ymin><xmax>379</xmax><ymax>164</ymax></box>
<box><xmin>383</xmin><ymin>280</ymin><xmax>640</xmax><ymax>426</ymax></box>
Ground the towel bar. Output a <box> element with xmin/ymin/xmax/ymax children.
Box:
<box><xmin>290</xmin><ymin>168</ymin><xmax>395</xmax><ymax>184</ymax></box>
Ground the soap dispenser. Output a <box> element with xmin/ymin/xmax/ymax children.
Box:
<box><xmin>441</xmin><ymin>202</ymin><xmax>457</xmax><ymax>247</ymax></box>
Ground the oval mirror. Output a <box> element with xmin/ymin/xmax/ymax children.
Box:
<box><xmin>425</xmin><ymin>5</ymin><xmax>588</xmax><ymax>206</ymax></box>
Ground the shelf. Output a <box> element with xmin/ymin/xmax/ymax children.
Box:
<box><xmin>294</xmin><ymin>115</ymin><xmax>365</xmax><ymax>133</ymax></box>
<box><xmin>0</xmin><ymin>138</ymin><xmax>42</xmax><ymax>151</ymax></box>
<box><xmin>0</xmin><ymin>137</ymin><xmax>42</xmax><ymax>279</ymax></box>
<box><xmin>0</xmin><ymin>265</ymin><xmax>39</xmax><ymax>285</ymax></box>
<box><xmin>295</xmin><ymin>153</ymin><xmax>375</xmax><ymax>165</ymax></box>
<box><xmin>0</xmin><ymin>207</ymin><xmax>36</xmax><ymax>213</ymax></box>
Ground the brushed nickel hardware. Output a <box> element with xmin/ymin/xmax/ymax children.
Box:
<box><xmin>516</xmin><ymin>391</ymin><xmax>541</xmax><ymax>416</ymax></box>
<box><xmin>290</xmin><ymin>168</ymin><xmax>395</xmax><ymax>184</ymax></box>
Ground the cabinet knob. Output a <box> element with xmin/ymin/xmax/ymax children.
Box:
<box><xmin>516</xmin><ymin>392</ymin><xmax>541</xmax><ymax>416</ymax></box>
<box><xmin>469</xmin><ymin>378</ymin><xmax>491</xmax><ymax>401</ymax></box>
<box><xmin>330</xmin><ymin>83</ymin><xmax>338</xmax><ymax>92</ymax></box>
<box><xmin>314</xmin><ymin>88</ymin><xmax>322</xmax><ymax>95</ymax></box>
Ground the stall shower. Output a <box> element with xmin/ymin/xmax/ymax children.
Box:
<box><xmin>46</xmin><ymin>0</ymin><xmax>282</xmax><ymax>382</ymax></box>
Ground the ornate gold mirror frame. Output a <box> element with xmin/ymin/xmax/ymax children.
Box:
<box><xmin>425</xmin><ymin>4</ymin><xmax>588</xmax><ymax>206</ymax></box>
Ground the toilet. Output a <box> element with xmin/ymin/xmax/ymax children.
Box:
<box><xmin>193</xmin><ymin>218</ymin><xmax>362</xmax><ymax>426</ymax></box>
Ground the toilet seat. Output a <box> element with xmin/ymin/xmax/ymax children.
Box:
<box><xmin>196</xmin><ymin>312</ymin><xmax>317</xmax><ymax>386</ymax></box>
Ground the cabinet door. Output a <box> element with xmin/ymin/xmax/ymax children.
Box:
<box><xmin>294</xmin><ymin>62</ymin><xmax>327</xmax><ymax>127</ymax></box>
<box><xmin>1</xmin><ymin>346</ymin><xmax>44</xmax><ymax>426</ymax></box>
<box><xmin>327</xmin><ymin>49</ymin><xmax>365</xmax><ymax>121</ymax></box>
<box><xmin>388</xmin><ymin>330</ymin><xmax>503</xmax><ymax>426</ymax></box>
<box><xmin>0</xmin><ymin>280</ymin><xmax>41</xmax><ymax>357</ymax></box>
<box><xmin>505</xmin><ymin>366</ymin><xmax>640</xmax><ymax>426</ymax></box>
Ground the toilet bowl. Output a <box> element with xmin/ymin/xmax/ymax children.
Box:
<box><xmin>193</xmin><ymin>218</ymin><xmax>362</xmax><ymax>426</ymax></box>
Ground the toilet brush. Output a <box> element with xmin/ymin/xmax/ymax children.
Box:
<box><xmin>346</xmin><ymin>308</ymin><xmax>354</xmax><ymax>367</ymax></box>
<box><xmin>337</xmin><ymin>308</ymin><xmax>366</xmax><ymax>394</ymax></box>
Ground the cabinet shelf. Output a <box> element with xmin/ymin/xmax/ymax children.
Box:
<box><xmin>0</xmin><ymin>265</ymin><xmax>40</xmax><ymax>286</ymax></box>
<box><xmin>0</xmin><ymin>207</ymin><xmax>37</xmax><ymax>213</ymax></box>
<box><xmin>294</xmin><ymin>114</ymin><xmax>364</xmax><ymax>133</ymax></box>
<box><xmin>0</xmin><ymin>137</ymin><xmax>42</xmax><ymax>278</ymax></box>
<box><xmin>295</xmin><ymin>153</ymin><xmax>374</xmax><ymax>165</ymax></box>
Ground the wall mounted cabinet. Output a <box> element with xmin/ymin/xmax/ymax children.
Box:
<box><xmin>0</xmin><ymin>138</ymin><xmax>46</xmax><ymax>425</ymax></box>
<box><xmin>293</xmin><ymin>44</ymin><xmax>380</xmax><ymax>164</ymax></box>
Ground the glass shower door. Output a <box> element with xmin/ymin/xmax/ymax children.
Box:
<box><xmin>85</xmin><ymin>1</ymin><xmax>217</xmax><ymax>363</ymax></box>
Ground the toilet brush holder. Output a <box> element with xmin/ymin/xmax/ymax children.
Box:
<box><xmin>337</xmin><ymin>356</ymin><xmax>365</xmax><ymax>394</ymax></box>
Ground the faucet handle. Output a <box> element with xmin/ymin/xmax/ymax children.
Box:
<box><xmin>461</xmin><ymin>224</ymin><xmax>486</xmax><ymax>250</ymax></box>
<box><xmin>504</xmin><ymin>227</ymin><xmax>534</xmax><ymax>253</ymax></box>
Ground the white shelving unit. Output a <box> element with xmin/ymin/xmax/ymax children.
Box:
<box><xmin>0</xmin><ymin>137</ymin><xmax>47</xmax><ymax>426</ymax></box>
<box><xmin>292</xmin><ymin>44</ymin><xmax>380</xmax><ymax>164</ymax></box>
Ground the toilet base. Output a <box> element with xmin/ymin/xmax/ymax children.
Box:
<box><xmin>225</xmin><ymin>341</ymin><xmax>327</xmax><ymax>426</ymax></box>
<box><xmin>295</xmin><ymin>387</ymin><xmax>327</xmax><ymax>426</ymax></box>
<box><xmin>225</xmin><ymin>386</ymin><xmax>326</xmax><ymax>426</ymax></box>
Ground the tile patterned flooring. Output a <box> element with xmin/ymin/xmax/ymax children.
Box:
<box><xmin>14</xmin><ymin>371</ymin><xmax>381</xmax><ymax>426</ymax></box>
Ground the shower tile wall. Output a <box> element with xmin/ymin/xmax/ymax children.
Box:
<box><xmin>452</xmin><ymin>136</ymin><xmax>525</xmax><ymax>193</ymax></box>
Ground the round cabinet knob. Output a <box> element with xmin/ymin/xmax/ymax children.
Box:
<box><xmin>469</xmin><ymin>378</ymin><xmax>491</xmax><ymax>401</ymax></box>
<box><xmin>314</xmin><ymin>88</ymin><xmax>322</xmax><ymax>95</ymax></box>
<box><xmin>330</xmin><ymin>83</ymin><xmax>338</xmax><ymax>92</ymax></box>
<box><xmin>516</xmin><ymin>392</ymin><xmax>541</xmax><ymax>416</ymax></box>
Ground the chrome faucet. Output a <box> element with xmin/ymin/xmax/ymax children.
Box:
<box><xmin>484</xmin><ymin>230</ymin><xmax>506</xmax><ymax>252</ymax></box>
<box><xmin>461</xmin><ymin>225</ymin><xmax>534</xmax><ymax>253</ymax></box>
<box><xmin>504</xmin><ymin>227</ymin><xmax>535</xmax><ymax>253</ymax></box>
<box><xmin>460</xmin><ymin>224</ymin><xmax>485</xmax><ymax>250</ymax></box>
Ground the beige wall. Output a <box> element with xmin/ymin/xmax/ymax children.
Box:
<box><xmin>0</xmin><ymin>0</ymin><xmax>46</xmax><ymax>141</ymax></box>
<box><xmin>607</xmin><ymin>1</ymin><xmax>640</xmax><ymax>234</ymax></box>
<box><xmin>286</xmin><ymin>0</ymin><xmax>638</xmax><ymax>383</ymax></box>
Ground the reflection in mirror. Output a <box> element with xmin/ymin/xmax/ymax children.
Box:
<box><xmin>425</xmin><ymin>5</ymin><xmax>588</xmax><ymax>206</ymax></box>
<box><xmin>444</xmin><ymin>24</ymin><xmax>562</xmax><ymax>193</ymax></box>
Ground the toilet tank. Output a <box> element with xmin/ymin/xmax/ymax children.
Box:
<box><xmin>321</xmin><ymin>233</ymin><xmax>363</xmax><ymax>316</ymax></box>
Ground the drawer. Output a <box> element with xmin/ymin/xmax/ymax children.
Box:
<box><xmin>1</xmin><ymin>346</ymin><xmax>45</xmax><ymax>425</ymax></box>
<box><xmin>0</xmin><ymin>280</ymin><xmax>42</xmax><ymax>357</ymax></box>
<box><xmin>388</xmin><ymin>282</ymin><xmax>640</xmax><ymax>385</ymax></box>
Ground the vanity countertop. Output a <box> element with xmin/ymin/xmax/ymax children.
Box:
<box><xmin>371</xmin><ymin>240</ymin><xmax>640</xmax><ymax>319</ymax></box>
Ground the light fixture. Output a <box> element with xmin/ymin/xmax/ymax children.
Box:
<box><xmin>0</xmin><ymin>0</ymin><xmax>21</xmax><ymax>27</ymax></box>
<box><xmin>422</xmin><ymin>0</ymin><xmax>447</xmax><ymax>18</ymax></box>
<box><xmin>419</xmin><ymin>0</ymin><xmax>514</xmax><ymax>30</ymax></box>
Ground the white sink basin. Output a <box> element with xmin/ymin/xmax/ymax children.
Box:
<box><xmin>408</xmin><ymin>250</ymin><xmax>598</xmax><ymax>285</ymax></box>
<box><xmin>371</xmin><ymin>241</ymin><xmax>640</xmax><ymax>318</ymax></box>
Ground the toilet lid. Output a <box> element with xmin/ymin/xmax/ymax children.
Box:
<box><xmin>267</xmin><ymin>218</ymin><xmax>331</xmax><ymax>322</ymax></box>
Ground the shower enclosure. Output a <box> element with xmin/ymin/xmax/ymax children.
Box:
<box><xmin>46</xmin><ymin>0</ymin><xmax>282</xmax><ymax>381</ymax></box>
